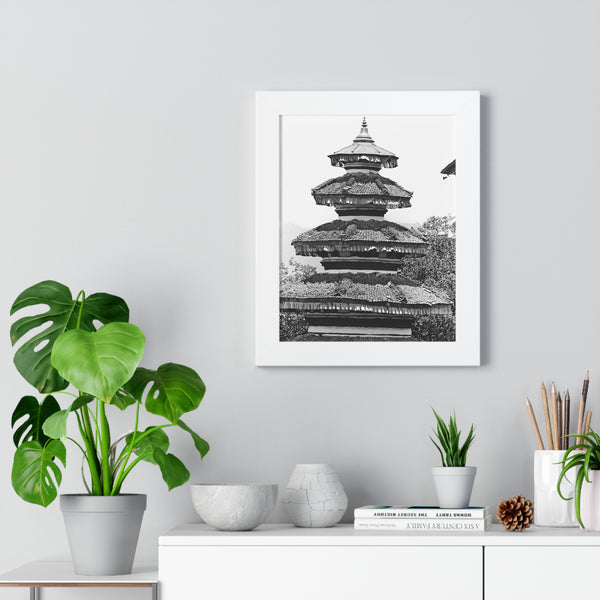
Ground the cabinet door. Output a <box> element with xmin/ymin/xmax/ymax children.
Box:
<box><xmin>486</xmin><ymin>546</ymin><xmax>600</xmax><ymax>600</ymax></box>
<box><xmin>160</xmin><ymin>545</ymin><xmax>482</xmax><ymax>600</ymax></box>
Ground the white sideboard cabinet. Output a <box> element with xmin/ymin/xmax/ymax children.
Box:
<box><xmin>159</xmin><ymin>524</ymin><xmax>600</xmax><ymax>600</ymax></box>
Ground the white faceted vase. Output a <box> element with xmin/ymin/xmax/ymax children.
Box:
<box><xmin>282</xmin><ymin>464</ymin><xmax>348</xmax><ymax>527</ymax></box>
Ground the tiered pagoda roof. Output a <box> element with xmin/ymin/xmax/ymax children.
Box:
<box><xmin>292</xmin><ymin>219</ymin><xmax>428</xmax><ymax>259</ymax></box>
<box><xmin>312</xmin><ymin>171</ymin><xmax>412</xmax><ymax>211</ymax></box>
<box><xmin>328</xmin><ymin>118</ymin><xmax>398</xmax><ymax>170</ymax></box>
<box><xmin>281</xmin><ymin>272</ymin><xmax>451</xmax><ymax>316</ymax></box>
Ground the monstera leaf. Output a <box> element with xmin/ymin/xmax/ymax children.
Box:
<box><xmin>112</xmin><ymin>387</ymin><xmax>138</xmax><ymax>411</ymax></box>
<box><xmin>125</xmin><ymin>427</ymin><xmax>170</xmax><ymax>465</ymax></box>
<box><xmin>11</xmin><ymin>395</ymin><xmax>61</xmax><ymax>448</ymax></box>
<box><xmin>124</xmin><ymin>363</ymin><xmax>206</xmax><ymax>424</ymax></box>
<box><xmin>51</xmin><ymin>322</ymin><xmax>145</xmax><ymax>403</ymax></box>
<box><xmin>153</xmin><ymin>448</ymin><xmax>190</xmax><ymax>490</ymax></box>
<box><xmin>12</xmin><ymin>439</ymin><xmax>66</xmax><ymax>506</ymax></box>
<box><xmin>42</xmin><ymin>410</ymin><xmax>71</xmax><ymax>442</ymax></box>
<box><xmin>41</xmin><ymin>395</ymin><xmax>95</xmax><ymax>442</ymax></box>
<box><xmin>10</xmin><ymin>281</ymin><xmax>129</xmax><ymax>393</ymax></box>
<box><xmin>177</xmin><ymin>419</ymin><xmax>210</xmax><ymax>458</ymax></box>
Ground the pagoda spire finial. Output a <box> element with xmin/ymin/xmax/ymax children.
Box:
<box><xmin>353</xmin><ymin>117</ymin><xmax>374</xmax><ymax>143</ymax></box>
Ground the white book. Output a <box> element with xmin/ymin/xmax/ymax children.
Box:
<box><xmin>354</xmin><ymin>505</ymin><xmax>490</xmax><ymax>519</ymax></box>
<box><xmin>354</xmin><ymin>516</ymin><xmax>492</xmax><ymax>531</ymax></box>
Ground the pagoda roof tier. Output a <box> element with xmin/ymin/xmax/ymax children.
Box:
<box><xmin>292</xmin><ymin>219</ymin><xmax>427</xmax><ymax>258</ymax></box>
<box><xmin>312</xmin><ymin>171</ymin><xmax>412</xmax><ymax>209</ymax></box>
<box><xmin>320</xmin><ymin>256</ymin><xmax>406</xmax><ymax>271</ymax></box>
<box><xmin>292</xmin><ymin>333</ymin><xmax>417</xmax><ymax>342</ymax></box>
<box><xmin>281</xmin><ymin>272</ymin><xmax>452</xmax><ymax>316</ymax></box>
<box><xmin>328</xmin><ymin>118</ymin><xmax>398</xmax><ymax>170</ymax></box>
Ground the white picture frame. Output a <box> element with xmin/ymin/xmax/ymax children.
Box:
<box><xmin>255</xmin><ymin>91</ymin><xmax>480</xmax><ymax>366</ymax></box>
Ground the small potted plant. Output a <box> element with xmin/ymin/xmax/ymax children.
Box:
<box><xmin>430</xmin><ymin>408</ymin><xmax>476</xmax><ymax>508</ymax></box>
<box><xmin>557</xmin><ymin>428</ymin><xmax>600</xmax><ymax>530</ymax></box>
<box><xmin>10</xmin><ymin>280</ymin><xmax>210</xmax><ymax>575</ymax></box>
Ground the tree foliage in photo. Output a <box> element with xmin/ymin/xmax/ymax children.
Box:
<box><xmin>279</xmin><ymin>259</ymin><xmax>313</xmax><ymax>341</ymax></box>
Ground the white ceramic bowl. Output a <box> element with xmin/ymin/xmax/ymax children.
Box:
<box><xmin>190</xmin><ymin>484</ymin><xmax>278</xmax><ymax>531</ymax></box>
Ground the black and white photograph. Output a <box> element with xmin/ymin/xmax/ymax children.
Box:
<box><xmin>279</xmin><ymin>115</ymin><xmax>456</xmax><ymax>343</ymax></box>
<box><xmin>255</xmin><ymin>91</ymin><xmax>479</xmax><ymax>366</ymax></box>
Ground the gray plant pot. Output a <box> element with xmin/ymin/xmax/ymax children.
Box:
<box><xmin>60</xmin><ymin>494</ymin><xmax>146</xmax><ymax>575</ymax></box>
<box><xmin>432</xmin><ymin>466</ymin><xmax>477</xmax><ymax>509</ymax></box>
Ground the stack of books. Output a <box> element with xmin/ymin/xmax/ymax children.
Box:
<box><xmin>354</xmin><ymin>505</ymin><xmax>491</xmax><ymax>531</ymax></box>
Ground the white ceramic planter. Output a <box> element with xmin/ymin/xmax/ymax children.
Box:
<box><xmin>534</xmin><ymin>450</ymin><xmax>577</xmax><ymax>527</ymax></box>
<box><xmin>580</xmin><ymin>470</ymin><xmax>600</xmax><ymax>531</ymax></box>
<box><xmin>432</xmin><ymin>466</ymin><xmax>476</xmax><ymax>508</ymax></box>
<box><xmin>60</xmin><ymin>494</ymin><xmax>146</xmax><ymax>575</ymax></box>
<box><xmin>282</xmin><ymin>464</ymin><xmax>348</xmax><ymax>527</ymax></box>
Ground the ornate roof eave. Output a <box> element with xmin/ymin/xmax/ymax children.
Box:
<box><xmin>280</xmin><ymin>274</ymin><xmax>452</xmax><ymax>312</ymax></box>
<box><xmin>328</xmin><ymin>151</ymin><xmax>398</xmax><ymax>169</ymax></box>
<box><xmin>291</xmin><ymin>219</ymin><xmax>427</xmax><ymax>246</ymax></box>
<box><xmin>280</xmin><ymin>298</ymin><xmax>453</xmax><ymax>317</ymax></box>
<box><xmin>279</xmin><ymin>302</ymin><xmax>452</xmax><ymax>315</ymax></box>
<box><xmin>441</xmin><ymin>159</ymin><xmax>456</xmax><ymax>176</ymax></box>
<box><xmin>292</xmin><ymin>242</ymin><xmax>428</xmax><ymax>258</ymax></box>
<box><xmin>312</xmin><ymin>196</ymin><xmax>411</xmax><ymax>210</ymax></box>
<box><xmin>311</xmin><ymin>170</ymin><xmax>412</xmax><ymax>200</ymax></box>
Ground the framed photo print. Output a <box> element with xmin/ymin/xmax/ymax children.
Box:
<box><xmin>255</xmin><ymin>91</ymin><xmax>479</xmax><ymax>366</ymax></box>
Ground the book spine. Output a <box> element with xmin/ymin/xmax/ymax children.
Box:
<box><xmin>354</xmin><ymin>509</ymin><xmax>488</xmax><ymax>519</ymax></box>
<box><xmin>354</xmin><ymin>518</ymin><xmax>490</xmax><ymax>531</ymax></box>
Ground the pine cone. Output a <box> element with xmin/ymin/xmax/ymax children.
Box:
<box><xmin>497</xmin><ymin>494</ymin><xmax>534</xmax><ymax>531</ymax></box>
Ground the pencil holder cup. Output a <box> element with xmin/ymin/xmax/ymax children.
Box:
<box><xmin>534</xmin><ymin>450</ymin><xmax>577</xmax><ymax>527</ymax></box>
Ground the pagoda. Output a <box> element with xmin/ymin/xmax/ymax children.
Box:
<box><xmin>281</xmin><ymin>118</ymin><xmax>452</xmax><ymax>340</ymax></box>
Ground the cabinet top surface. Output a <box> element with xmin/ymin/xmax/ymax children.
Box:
<box><xmin>159</xmin><ymin>523</ymin><xmax>600</xmax><ymax>547</ymax></box>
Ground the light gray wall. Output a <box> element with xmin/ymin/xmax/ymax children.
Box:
<box><xmin>1</xmin><ymin>0</ymin><xmax>599</xmax><ymax>597</ymax></box>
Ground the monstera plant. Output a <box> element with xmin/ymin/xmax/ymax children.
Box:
<box><xmin>10</xmin><ymin>280</ymin><xmax>209</xmax><ymax>506</ymax></box>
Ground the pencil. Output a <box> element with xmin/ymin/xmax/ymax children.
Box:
<box><xmin>541</xmin><ymin>382</ymin><xmax>554</xmax><ymax>450</ymax></box>
<box><xmin>564</xmin><ymin>390</ymin><xmax>571</xmax><ymax>449</ymax></box>
<box><xmin>584</xmin><ymin>411</ymin><xmax>592</xmax><ymax>436</ymax></box>
<box><xmin>557</xmin><ymin>391</ymin><xmax>562</xmax><ymax>450</ymax></box>
<box><xmin>582</xmin><ymin>371</ymin><xmax>590</xmax><ymax>405</ymax></box>
<box><xmin>525</xmin><ymin>396</ymin><xmax>545</xmax><ymax>450</ymax></box>
<box><xmin>551</xmin><ymin>382</ymin><xmax>560</xmax><ymax>451</ymax></box>
<box><xmin>576</xmin><ymin>394</ymin><xmax>585</xmax><ymax>445</ymax></box>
